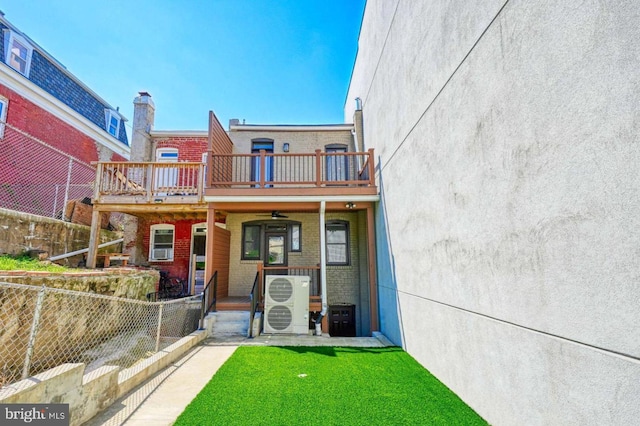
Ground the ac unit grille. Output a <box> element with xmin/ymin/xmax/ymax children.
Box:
<box><xmin>152</xmin><ymin>248</ymin><xmax>172</xmax><ymax>260</ymax></box>
<box><xmin>267</xmin><ymin>278</ymin><xmax>293</xmax><ymax>303</ymax></box>
<box><xmin>266</xmin><ymin>305</ymin><xmax>293</xmax><ymax>331</ymax></box>
<box><xmin>263</xmin><ymin>275</ymin><xmax>310</xmax><ymax>334</ymax></box>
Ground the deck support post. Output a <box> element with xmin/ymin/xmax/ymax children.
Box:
<box><xmin>86</xmin><ymin>208</ymin><xmax>101</xmax><ymax>268</ymax></box>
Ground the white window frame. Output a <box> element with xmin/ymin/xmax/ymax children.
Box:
<box><xmin>3</xmin><ymin>30</ymin><xmax>33</xmax><ymax>77</ymax></box>
<box><xmin>326</xmin><ymin>220</ymin><xmax>350</xmax><ymax>265</ymax></box>
<box><xmin>156</xmin><ymin>147</ymin><xmax>179</xmax><ymax>162</ymax></box>
<box><xmin>0</xmin><ymin>96</ymin><xmax>8</xmax><ymax>138</ymax></box>
<box><xmin>149</xmin><ymin>224</ymin><xmax>175</xmax><ymax>261</ymax></box>
<box><xmin>155</xmin><ymin>148</ymin><xmax>179</xmax><ymax>193</ymax></box>
<box><xmin>105</xmin><ymin>109</ymin><xmax>121</xmax><ymax>138</ymax></box>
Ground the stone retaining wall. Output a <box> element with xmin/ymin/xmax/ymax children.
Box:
<box><xmin>0</xmin><ymin>268</ymin><xmax>159</xmax><ymax>300</ymax></box>
<box><xmin>0</xmin><ymin>207</ymin><xmax>121</xmax><ymax>265</ymax></box>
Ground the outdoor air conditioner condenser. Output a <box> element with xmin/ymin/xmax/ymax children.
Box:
<box><xmin>263</xmin><ymin>275</ymin><xmax>310</xmax><ymax>334</ymax></box>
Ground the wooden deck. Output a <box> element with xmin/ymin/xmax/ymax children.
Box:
<box><xmin>215</xmin><ymin>295</ymin><xmax>323</xmax><ymax>312</ymax></box>
<box><xmin>216</xmin><ymin>296</ymin><xmax>251</xmax><ymax>311</ymax></box>
<box><xmin>91</xmin><ymin>149</ymin><xmax>376</xmax><ymax>207</ymax></box>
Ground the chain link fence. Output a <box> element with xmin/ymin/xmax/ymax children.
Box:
<box><xmin>0</xmin><ymin>120</ymin><xmax>96</xmax><ymax>219</ymax></box>
<box><xmin>0</xmin><ymin>282</ymin><xmax>202</xmax><ymax>388</ymax></box>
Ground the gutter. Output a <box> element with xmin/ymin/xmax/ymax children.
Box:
<box><xmin>229</xmin><ymin>124</ymin><xmax>354</xmax><ymax>132</ymax></box>
<box><xmin>316</xmin><ymin>201</ymin><xmax>328</xmax><ymax>330</ymax></box>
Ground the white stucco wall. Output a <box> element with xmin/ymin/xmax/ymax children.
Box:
<box><xmin>347</xmin><ymin>1</ymin><xmax>640</xmax><ymax>424</ymax></box>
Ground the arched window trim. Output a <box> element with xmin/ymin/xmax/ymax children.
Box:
<box><xmin>241</xmin><ymin>220</ymin><xmax>302</xmax><ymax>260</ymax></box>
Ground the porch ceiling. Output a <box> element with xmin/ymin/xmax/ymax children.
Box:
<box><xmin>209</xmin><ymin>200</ymin><xmax>375</xmax><ymax>215</ymax></box>
<box><xmin>92</xmin><ymin>203</ymin><xmax>218</xmax><ymax>222</ymax></box>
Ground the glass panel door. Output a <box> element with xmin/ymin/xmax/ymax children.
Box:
<box><xmin>251</xmin><ymin>141</ymin><xmax>274</xmax><ymax>187</ymax></box>
<box><xmin>326</xmin><ymin>146</ymin><xmax>348</xmax><ymax>182</ymax></box>
<box><xmin>266</xmin><ymin>234</ymin><xmax>286</xmax><ymax>266</ymax></box>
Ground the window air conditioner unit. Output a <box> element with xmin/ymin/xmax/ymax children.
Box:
<box><xmin>264</xmin><ymin>275</ymin><xmax>309</xmax><ymax>334</ymax></box>
<box><xmin>152</xmin><ymin>248</ymin><xmax>172</xmax><ymax>260</ymax></box>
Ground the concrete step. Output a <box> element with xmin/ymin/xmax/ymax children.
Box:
<box><xmin>211</xmin><ymin>311</ymin><xmax>250</xmax><ymax>336</ymax></box>
<box><xmin>212</xmin><ymin>311</ymin><xmax>249</xmax><ymax>322</ymax></box>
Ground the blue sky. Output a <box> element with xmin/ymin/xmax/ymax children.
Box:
<box><xmin>1</xmin><ymin>0</ymin><xmax>365</xmax><ymax>139</ymax></box>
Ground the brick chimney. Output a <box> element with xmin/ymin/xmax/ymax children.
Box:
<box><xmin>124</xmin><ymin>92</ymin><xmax>156</xmax><ymax>265</ymax></box>
<box><xmin>131</xmin><ymin>92</ymin><xmax>155</xmax><ymax>161</ymax></box>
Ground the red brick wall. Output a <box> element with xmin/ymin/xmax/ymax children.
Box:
<box><xmin>155</xmin><ymin>137</ymin><xmax>208</xmax><ymax>162</ymax></box>
<box><xmin>141</xmin><ymin>218</ymin><xmax>204</xmax><ymax>281</ymax></box>
<box><xmin>111</xmin><ymin>152</ymin><xmax>128</xmax><ymax>161</ymax></box>
<box><xmin>0</xmin><ymin>85</ymin><xmax>101</xmax><ymax>165</ymax></box>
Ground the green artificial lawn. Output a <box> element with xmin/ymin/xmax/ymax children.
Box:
<box><xmin>174</xmin><ymin>346</ymin><xmax>487</xmax><ymax>426</ymax></box>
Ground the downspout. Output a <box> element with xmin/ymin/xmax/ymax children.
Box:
<box><xmin>316</xmin><ymin>201</ymin><xmax>328</xmax><ymax>332</ymax></box>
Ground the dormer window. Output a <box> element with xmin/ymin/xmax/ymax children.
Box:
<box><xmin>105</xmin><ymin>110</ymin><xmax>120</xmax><ymax>137</ymax></box>
<box><xmin>3</xmin><ymin>31</ymin><xmax>33</xmax><ymax>77</ymax></box>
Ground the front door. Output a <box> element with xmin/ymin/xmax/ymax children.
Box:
<box><xmin>265</xmin><ymin>231</ymin><xmax>287</xmax><ymax>275</ymax></box>
<box><xmin>190</xmin><ymin>224</ymin><xmax>206</xmax><ymax>295</ymax></box>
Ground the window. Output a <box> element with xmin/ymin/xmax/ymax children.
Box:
<box><xmin>156</xmin><ymin>148</ymin><xmax>179</xmax><ymax>161</ymax></box>
<box><xmin>0</xmin><ymin>96</ymin><xmax>8</xmax><ymax>138</ymax></box>
<box><xmin>3</xmin><ymin>31</ymin><xmax>33</xmax><ymax>77</ymax></box>
<box><xmin>242</xmin><ymin>221</ymin><xmax>302</xmax><ymax>260</ymax></box>
<box><xmin>243</xmin><ymin>225</ymin><xmax>261</xmax><ymax>259</ymax></box>
<box><xmin>149</xmin><ymin>224</ymin><xmax>175</xmax><ymax>261</ymax></box>
<box><xmin>290</xmin><ymin>223</ymin><xmax>301</xmax><ymax>252</ymax></box>
<box><xmin>326</xmin><ymin>221</ymin><xmax>349</xmax><ymax>265</ymax></box>
<box><xmin>105</xmin><ymin>110</ymin><xmax>121</xmax><ymax>137</ymax></box>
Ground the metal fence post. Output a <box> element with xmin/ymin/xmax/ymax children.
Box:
<box><xmin>22</xmin><ymin>285</ymin><xmax>46</xmax><ymax>379</ymax></box>
<box><xmin>61</xmin><ymin>158</ymin><xmax>74</xmax><ymax>220</ymax></box>
<box><xmin>52</xmin><ymin>184</ymin><xmax>59</xmax><ymax>218</ymax></box>
<box><xmin>155</xmin><ymin>303</ymin><xmax>164</xmax><ymax>352</ymax></box>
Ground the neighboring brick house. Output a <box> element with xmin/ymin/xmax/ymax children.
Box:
<box><xmin>0</xmin><ymin>13</ymin><xmax>129</xmax><ymax>218</ymax></box>
<box><xmin>88</xmin><ymin>94</ymin><xmax>379</xmax><ymax>337</ymax></box>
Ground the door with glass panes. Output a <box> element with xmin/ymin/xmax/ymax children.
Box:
<box><xmin>264</xmin><ymin>226</ymin><xmax>287</xmax><ymax>275</ymax></box>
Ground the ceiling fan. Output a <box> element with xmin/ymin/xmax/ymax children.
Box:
<box><xmin>257</xmin><ymin>210</ymin><xmax>289</xmax><ymax>219</ymax></box>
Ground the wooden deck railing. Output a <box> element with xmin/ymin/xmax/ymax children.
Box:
<box><xmin>94</xmin><ymin>149</ymin><xmax>375</xmax><ymax>201</ymax></box>
<box><xmin>93</xmin><ymin>161</ymin><xmax>205</xmax><ymax>201</ymax></box>
<box><xmin>208</xmin><ymin>149</ymin><xmax>375</xmax><ymax>188</ymax></box>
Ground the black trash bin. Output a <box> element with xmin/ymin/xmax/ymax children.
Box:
<box><xmin>329</xmin><ymin>304</ymin><xmax>356</xmax><ymax>337</ymax></box>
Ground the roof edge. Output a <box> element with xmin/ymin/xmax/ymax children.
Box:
<box><xmin>230</xmin><ymin>124</ymin><xmax>354</xmax><ymax>132</ymax></box>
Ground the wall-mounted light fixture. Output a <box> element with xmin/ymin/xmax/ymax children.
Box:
<box><xmin>346</xmin><ymin>202</ymin><xmax>356</xmax><ymax>209</ymax></box>
<box><xmin>283</xmin><ymin>142</ymin><xmax>290</xmax><ymax>152</ymax></box>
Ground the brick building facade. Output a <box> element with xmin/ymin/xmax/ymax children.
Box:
<box><xmin>0</xmin><ymin>13</ymin><xmax>129</xmax><ymax>218</ymax></box>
